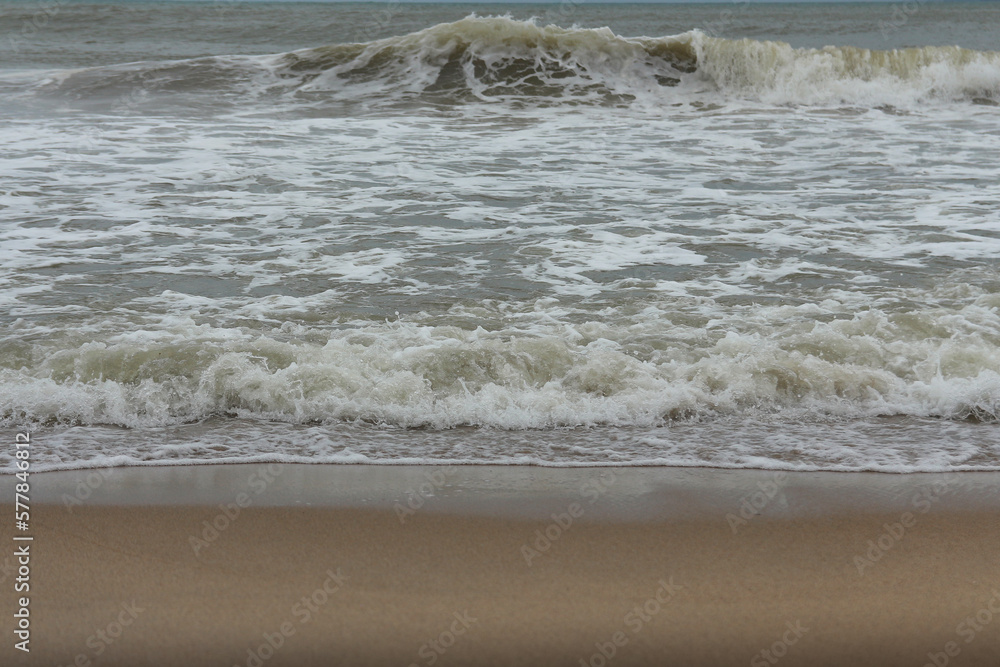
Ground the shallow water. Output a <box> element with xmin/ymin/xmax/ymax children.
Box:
<box><xmin>1</xmin><ymin>3</ymin><xmax>998</xmax><ymax>472</ymax></box>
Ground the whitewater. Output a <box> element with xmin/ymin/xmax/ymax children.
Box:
<box><xmin>1</xmin><ymin>4</ymin><xmax>998</xmax><ymax>473</ymax></box>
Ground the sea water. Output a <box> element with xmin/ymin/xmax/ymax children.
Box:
<box><xmin>1</xmin><ymin>2</ymin><xmax>998</xmax><ymax>472</ymax></box>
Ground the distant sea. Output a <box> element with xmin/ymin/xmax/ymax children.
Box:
<box><xmin>1</xmin><ymin>2</ymin><xmax>998</xmax><ymax>472</ymax></box>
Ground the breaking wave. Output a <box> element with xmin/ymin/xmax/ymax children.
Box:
<box><xmin>23</xmin><ymin>16</ymin><xmax>1000</xmax><ymax>110</ymax></box>
<box><xmin>3</xmin><ymin>305</ymin><xmax>999</xmax><ymax>431</ymax></box>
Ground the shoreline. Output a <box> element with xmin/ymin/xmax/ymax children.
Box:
<box><xmin>6</xmin><ymin>463</ymin><xmax>1000</xmax><ymax>520</ymax></box>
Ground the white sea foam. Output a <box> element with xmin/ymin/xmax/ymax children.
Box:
<box><xmin>2</xmin><ymin>16</ymin><xmax>999</xmax><ymax>473</ymax></box>
<box><xmin>3</xmin><ymin>298</ymin><xmax>999</xmax><ymax>431</ymax></box>
<box><xmin>3</xmin><ymin>417</ymin><xmax>997</xmax><ymax>475</ymax></box>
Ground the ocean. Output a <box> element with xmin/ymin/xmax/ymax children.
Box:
<box><xmin>1</xmin><ymin>1</ymin><xmax>998</xmax><ymax>473</ymax></box>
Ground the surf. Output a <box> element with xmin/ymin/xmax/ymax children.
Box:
<box><xmin>19</xmin><ymin>16</ymin><xmax>1000</xmax><ymax>111</ymax></box>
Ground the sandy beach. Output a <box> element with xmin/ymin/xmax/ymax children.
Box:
<box><xmin>2</xmin><ymin>465</ymin><xmax>999</xmax><ymax>666</ymax></box>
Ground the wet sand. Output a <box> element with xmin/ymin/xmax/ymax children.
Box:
<box><xmin>2</xmin><ymin>465</ymin><xmax>999</xmax><ymax>666</ymax></box>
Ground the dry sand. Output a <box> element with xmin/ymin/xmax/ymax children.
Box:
<box><xmin>2</xmin><ymin>466</ymin><xmax>999</xmax><ymax>666</ymax></box>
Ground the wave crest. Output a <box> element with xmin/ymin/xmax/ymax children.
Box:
<box><xmin>3</xmin><ymin>310</ymin><xmax>998</xmax><ymax>430</ymax></box>
<box><xmin>24</xmin><ymin>16</ymin><xmax>1000</xmax><ymax>110</ymax></box>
